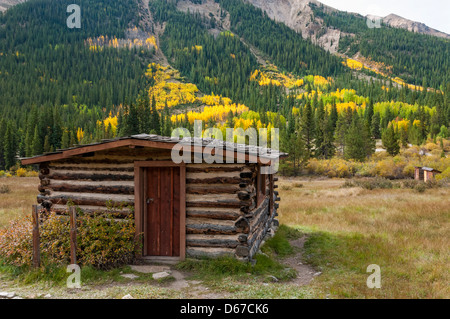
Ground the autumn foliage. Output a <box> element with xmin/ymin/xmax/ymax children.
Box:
<box><xmin>0</xmin><ymin>212</ymin><xmax>138</xmax><ymax>269</ymax></box>
<box><xmin>0</xmin><ymin>217</ymin><xmax>33</xmax><ymax>266</ymax></box>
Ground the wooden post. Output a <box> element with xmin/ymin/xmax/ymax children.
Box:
<box><xmin>69</xmin><ymin>206</ymin><xmax>77</xmax><ymax>265</ymax></box>
<box><xmin>32</xmin><ymin>205</ymin><xmax>40</xmax><ymax>268</ymax></box>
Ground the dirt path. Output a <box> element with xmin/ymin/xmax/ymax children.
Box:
<box><xmin>283</xmin><ymin>236</ymin><xmax>320</xmax><ymax>286</ymax></box>
<box><xmin>130</xmin><ymin>265</ymin><xmax>231</xmax><ymax>299</ymax></box>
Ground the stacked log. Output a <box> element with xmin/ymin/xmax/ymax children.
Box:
<box><xmin>37</xmin><ymin>148</ymin><xmax>173</xmax><ymax>215</ymax></box>
<box><xmin>184</xmin><ymin>163</ymin><xmax>257</xmax><ymax>259</ymax></box>
<box><xmin>186</xmin><ymin>163</ymin><xmax>280</xmax><ymax>261</ymax></box>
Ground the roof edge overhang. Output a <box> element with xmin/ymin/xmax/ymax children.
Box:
<box><xmin>21</xmin><ymin>136</ymin><xmax>288</xmax><ymax>165</ymax></box>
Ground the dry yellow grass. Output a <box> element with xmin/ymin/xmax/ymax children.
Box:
<box><xmin>278</xmin><ymin>177</ymin><xmax>450</xmax><ymax>298</ymax></box>
<box><xmin>1</xmin><ymin>176</ymin><xmax>448</xmax><ymax>298</ymax></box>
<box><xmin>0</xmin><ymin>177</ymin><xmax>39</xmax><ymax>228</ymax></box>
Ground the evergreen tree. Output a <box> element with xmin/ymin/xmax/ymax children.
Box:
<box><xmin>125</xmin><ymin>104</ymin><xmax>140</xmax><ymax>136</ymax></box>
<box><xmin>382</xmin><ymin>124</ymin><xmax>400</xmax><ymax>156</ymax></box>
<box><xmin>0</xmin><ymin>119</ymin><xmax>6</xmax><ymax>169</ymax></box>
<box><xmin>344</xmin><ymin>115</ymin><xmax>366</xmax><ymax>161</ymax></box>
<box><xmin>334</xmin><ymin>108</ymin><xmax>353</xmax><ymax>156</ymax></box>
<box><xmin>32</xmin><ymin>126</ymin><xmax>43</xmax><ymax>156</ymax></box>
<box><xmin>43</xmin><ymin>135</ymin><xmax>51</xmax><ymax>153</ymax></box>
<box><xmin>61</xmin><ymin>130</ymin><xmax>70</xmax><ymax>149</ymax></box>
<box><xmin>25</xmin><ymin>127</ymin><xmax>33</xmax><ymax>157</ymax></box>
<box><xmin>300</xmin><ymin>101</ymin><xmax>315</xmax><ymax>159</ymax></box>
<box><xmin>4</xmin><ymin>123</ymin><xmax>17</xmax><ymax>170</ymax></box>
<box><xmin>440</xmin><ymin>138</ymin><xmax>445</xmax><ymax>158</ymax></box>
<box><xmin>371</xmin><ymin>112</ymin><xmax>381</xmax><ymax>139</ymax></box>
<box><xmin>150</xmin><ymin>95</ymin><xmax>161</xmax><ymax>135</ymax></box>
<box><xmin>365</xmin><ymin>99</ymin><xmax>374</xmax><ymax>125</ymax></box>
<box><xmin>362</xmin><ymin>119</ymin><xmax>376</xmax><ymax>157</ymax></box>
<box><xmin>398</xmin><ymin>126</ymin><xmax>408</xmax><ymax>148</ymax></box>
<box><xmin>323</xmin><ymin>112</ymin><xmax>336</xmax><ymax>159</ymax></box>
<box><xmin>329</xmin><ymin>101</ymin><xmax>338</xmax><ymax>129</ymax></box>
<box><xmin>162</xmin><ymin>105</ymin><xmax>172</xmax><ymax>137</ymax></box>
<box><xmin>283</xmin><ymin>118</ymin><xmax>306</xmax><ymax>175</ymax></box>
<box><xmin>314</xmin><ymin>99</ymin><xmax>325</xmax><ymax>158</ymax></box>
<box><xmin>408</xmin><ymin>124</ymin><xmax>423</xmax><ymax>146</ymax></box>
<box><xmin>138</xmin><ymin>95</ymin><xmax>151</xmax><ymax>134</ymax></box>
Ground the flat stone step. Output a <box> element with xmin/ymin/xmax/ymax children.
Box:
<box><xmin>139</xmin><ymin>256</ymin><xmax>181</xmax><ymax>265</ymax></box>
<box><xmin>130</xmin><ymin>265</ymin><xmax>171</xmax><ymax>274</ymax></box>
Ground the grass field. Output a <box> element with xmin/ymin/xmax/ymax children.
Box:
<box><xmin>278</xmin><ymin>177</ymin><xmax>449</xmax><ymax>299</ymax></box>
<box><xmin>0</xmin><ymin>176</ymin><xmax>448</xmax><ymax>299</ymax></box>
<box><xmin>0</xmin><ymin>177</ymin><xmax>37</xmax><ymax>228</ymax></box>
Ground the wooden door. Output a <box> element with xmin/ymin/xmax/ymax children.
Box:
<box><xmin>146</xmin><ymin>167</ymin><xmax>181</xmax><ymax>257</ymax></box>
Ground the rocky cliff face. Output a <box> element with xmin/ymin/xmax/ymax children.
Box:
<box><xmin>382</xmin><ymin>14</ymin><xmax>450</xmax><ymax>39</ymax></box>
<box><xmin>245</xmin><ymin>0</ymin><xmax>450</xmax><ymax>50</ymax></box>
<box><xmin>245</xmin><ymin>0</ymin><xmax>343</xmax><ymax>53</ymax></box>
<box><xmin>0</xmin><ymin>0</ymin><xmax>27</xmax><ymax>12</ymax></box>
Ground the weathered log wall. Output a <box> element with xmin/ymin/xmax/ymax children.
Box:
<box><xmin>37</xmin><ymin>146</ymin><xmax>279</xmax><ymax>261</ymax></box>
<box><xmin>38</xmin><ymin>147</ymin><xmax>171</xmax><ymax>215</ymax></box>
<box><xmin>184</xmin><ymin>163</ymin><xmax>257</xmax><ymax>259</ymax></box>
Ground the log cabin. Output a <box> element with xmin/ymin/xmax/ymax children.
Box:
<box><xmin>21</xmin><ymin>134</ymin><xmax>286</xmax><ymax>263</ymax></box>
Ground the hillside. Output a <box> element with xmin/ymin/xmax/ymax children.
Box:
<box><xmin>244</xmin><ymin>0</ymin><xmax>449</xmax><ymax>89</ymax></box>
<box><xmin>246</xmin><ymin>0</ymin><xmax>449</xmax><ymax>42</ymax></box>
<box><xmin>0</xmin><ymin>0</ymin><xmax>448</xmax><ymax>173</ymax></box>
<box><xmin>0</xmin><ymin>0</ymin><xmax>26</xmax><ymax>12</ymax></box>
<box><xmin>382</xmin><ymin>13</ymin><xmax>450</xmax><ymax>39</ymax></box>
<box><xmin>245</xmin><ymin>0</ymin><xmax>342</xmax><ymax>53</ymax></box>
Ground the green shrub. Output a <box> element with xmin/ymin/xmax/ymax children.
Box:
<box><xmin>401</xmin><ymin>179</ymin><xmax>446</xmax><ymax>190</ymax></box>
<box><xmin>76</xmin><ymin>214</ymin><xmax>137</xmax><ymax>269</ymax></box>
<box><xmin>424</xmin><ymin>179</ymin><xmax>440</xmax><ymax>189</ymax></box>
<box><xmin>261</xmin><ymin>225</ymin><xmax>302</xmax><ymax>257</ymax></box>
<box><xmin>300</xmin><ymin>146</ymin><xmax>450</xmax><ymax>180</ymax></box>
<box><xmin>261</xmin><ymin>233</ymin><xmax>293</xmax><ymax>257</ymax></box>
<box><xmin>0</xmin><ymin>217</ymin><xmax>33</xmax><ymax>266</ymax></box>
<box><xmin>402</xmin><ymin>164</ymin><xmax>416</xmax><ymax>178</ymax></box>
<box><xmin>276</xmin><ymin>225</ymin><xmax>303</xmax><ymax>240</ymax></box>
<box><xmin>0</xmin><ymin>212</ymin><xmax>138</xmax><ymax>270</ymax></box>
<box><xmin>401</xmin><ymin>179</ymin><xmax>420</xmax><ymax>189</ymax></box>
<box><xmin>278</xmin><ymin>162</ymin><xmax>296</xmax><ymax>176</ymax></box>
<box><xmin>436</xmin><ymin>167</ymin><xmax>450</xmax><ymax>181</ymax></box>
<box><xmin>414</xmin><ymin>183</ymin><xmax>426</xmax><ymax>193</ymax></box>
<box><xmin>40</xmin><ymin>214</ymin><xmax>71</xmax><ymax>264</ymax></box>
<box><xmin>0</xmin><ymin>185</ymin><xmax>11</xmax><ymax>194</ymax></box>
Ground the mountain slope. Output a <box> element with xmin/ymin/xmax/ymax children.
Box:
<box><xmin>0</xmin><ymin>0</ymin><xmax>27</xmax><ymax>12</ymax></box>
<box><xmin>246</xmin><ymin>0</ymin><xmax>449</xmax><ymax>41</ymax></box>
<box><xmin>245</xmin><ymin>0</ymin><xmax>343</xmax><ymax>53</ymax></box>
<box><xmin>382</xmin><ymin>13</ymin><xmax>450</xmax><ymax>39</ymax></box>
<box><xmin>0</xmin><ymin>0</ymin><xmax>155</xmax><ymax>139</ymax></box>
<box><xmin>0</xmin><ymin>0</ymin><xmax>448</xmax><ymax>172</ymax></box>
